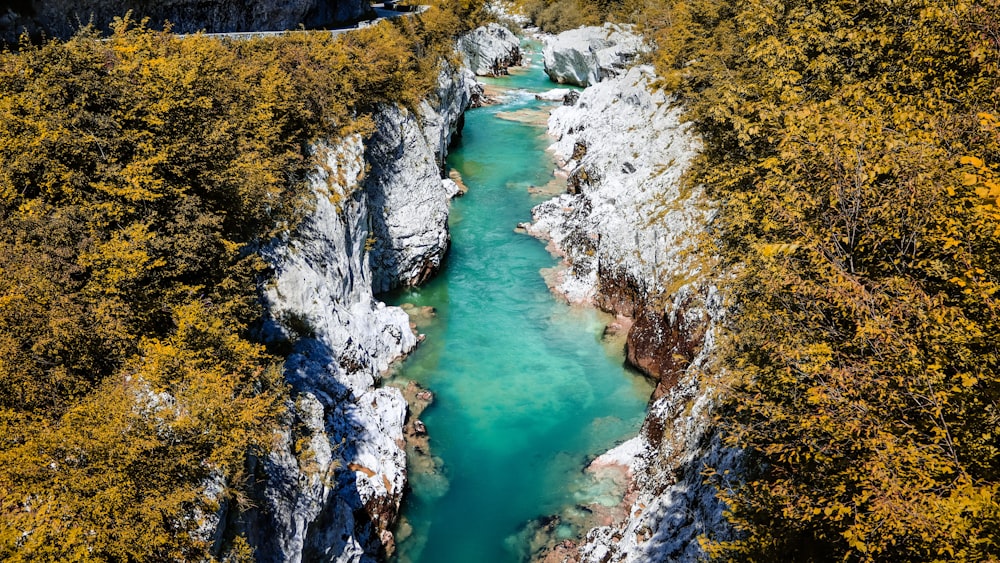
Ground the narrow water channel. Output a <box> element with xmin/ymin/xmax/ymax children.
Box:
<box><xmin>387</xmin><ymin>43</ymin><xmax>653</xmax><ymax>562</ymax></box>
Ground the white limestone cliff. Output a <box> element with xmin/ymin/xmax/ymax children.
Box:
<box><xmin>223</xmin><ymin>60</ymin><xmax>477</xmax><ymax>562</ymax></box>
<box><xmin>248</xmin><ymin>137</ymin><xmax>413</xmax><ymax>563</ymax></box>
<box><xmin>527</xmin><ymin>65</ymin><xmax>704</xmax><ymax>309</ymax></box>
<box><xmin>542</xmin><ymin>23</ymin><xmax>647</xmax><ymax>87</ymax></box>
<box><xmin>366</xmin><ymin>65</ymin><xmax>481</xmax><ymax>293</ymax></box>
<box><xmin>528</xmin><ymin>64</ymin><xmax>738</xmax><ymax>562</ymax></box>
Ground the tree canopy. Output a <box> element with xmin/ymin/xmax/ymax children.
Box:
<box><xmin>0</xmin><ymin>4</ymin><xmax>477</xmax><ymax>559</ymax></box>
<box><xmin>635</xmin><ymin>0</ymin><xmax>1000</xmax><ymax>559</ymax></box>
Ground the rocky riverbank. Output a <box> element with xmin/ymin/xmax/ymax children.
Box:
<box><xmin>527</xmin><ymin>28</ymin><xmax>738</xmax><ymax>562</ymax></box>
<box><xmin>207</xmin><ymin>25</ymin><xmax>521</xmax><ymax>562</ymax></box>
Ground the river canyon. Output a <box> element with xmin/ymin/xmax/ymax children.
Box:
<box><xmin>387</xmin><ymin>43</ymin><xmax>653</xmax><ymax>562</ymax></box>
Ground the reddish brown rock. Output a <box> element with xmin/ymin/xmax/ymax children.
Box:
<box><xmin>595</xmin><ymin>266</ymin><xmax>646</xmax><ymax>317</ymax></box>
<box><xmin>626</xmin><ymin>296</ymin><xmax>707</xmax><ymax>400</ymax></box>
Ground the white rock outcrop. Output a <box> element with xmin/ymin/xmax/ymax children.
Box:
<box><xmin>419</xmin><ymin>67</ymin><xmax>482</xmax><ymax>169</ymax></box>
<box><xmin>228</xmin><ymin>60</ymin><xmax>476</xmax><ymax>562</ymax></box>
<box><xmin>458</xmin><ymin>22</ymin><xmax>523</xmax><ymax>76</ymax></box>
<box><xmin>528</xmin><ymin>65</ymin><xmax>738</xmax><ymax>562</ymax></box>
<box><xmin>542</xmin><ymin>23</ymin><xmax>647</xmax><ymax>87</ymax></box>
<box><xmin>527</xmin><ymin>65</ymin><xmax>703</xmax><ymax>307</ymax></box>
<box><xmin>365</xmin><ymin>65</ymin><xmax>480</xmax><ymax>293</ymax></box>
<box><xmin>250</xmin><ymin>137</ymin><xmax>414</xmax><ymax>563</ymax></box>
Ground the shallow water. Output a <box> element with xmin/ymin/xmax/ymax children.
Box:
<box><xmin>387</xmin><ymin>43</ymin><xmax>652</xmax><ymax>563</ymax></box>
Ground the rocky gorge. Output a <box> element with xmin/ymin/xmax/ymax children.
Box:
<box><xmin>219</xmin><ymin>19</ymin><xmax>732</xmax><ymax>562</ymax></box>
<box><xmin>521</xmin><ymin>25</ymin><xmax>738</xmax><ymax>562</ymax></box>
<box><xmin>249</xmin><ymin>19</ymin><xmax>738</xmax><ymax>562</ymax></box>
<box><xmin>199</xmin><ymin>28</ymin><xmax>522</xmax><ymax>562</ymax></box>
<box><xmin>2</xmin><ymin>0</ymin><xmax>987</xmax><ymax>559</ymax></box>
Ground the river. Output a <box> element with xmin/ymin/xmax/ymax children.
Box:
<box><xmin>387</xmin><ymin>42</ymin><xmax>652</xmax><ymax>563</ymax></box>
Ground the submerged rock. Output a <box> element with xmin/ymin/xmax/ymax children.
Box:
<box><xmin>448</xmin><ymin>169</ymin><xmax>470</xmax><ymax>196</ymax></box>
<box><xmin>391</xmin><ymin>379</ymin><xmax>448</xmax><ymax>507</ymax></box>
<box><xmin>542</xmin><ymin>23</ymin><xmax>648</xmax><ymax>87</ymax></box>
<box><xmin>458</xmin><ymin>22</ymin><xmax>523</xmax><ymax>76</ymax></box>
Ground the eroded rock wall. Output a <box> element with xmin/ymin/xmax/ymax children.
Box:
<box><xmin>527</xmin><ymin>66</ymin><xmax>704</xmax><ymax>309</ymax></box>
<box><xmin>365</xmin><ymin>65</ymin><xmax>481</xmax><ymax>293</ymax></box>
<box><xmin>528</xmin><ymin>64</ymin><xmax>738</xmax><ymax>562</ymax></box>
<box><xmin>220</xmin><ymin>61</ymin><xmax>476</xmax><ymax>563</ymax></box>
<box><xmin>457</xmin><ymin>22</ymin><xmax>522</xmax><ymax>76</ymax></box>
<box><xmin>243</xmin><ymin>137</ymin><xmax>412</xmax><ymax>563</ymax></box>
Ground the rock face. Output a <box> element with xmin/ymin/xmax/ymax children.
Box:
<box><xmin>245</xmin><ymin>137</ymin><xmax>413</xmax><ymax>563</ymax></box>
<box><xmin>458</xmin><ymin>23</ymin><xmax>523</xmax><ymax>76</ymax></box>
<box><xmin>542</xmin><ymin>23</ymin><xmax>647</xmax><ymax>87</ymax></box>
<box><xmin>527</xmin><ymin>65</ymin><xmax>704</xmax><ymax>309</ymax></box>
<box><xmin>365</xmin><ymin>66</ymin><xmax>481</xmax><ymax>293</ymax></box>
<box><xmin>218</xmin><ymin>61</ymin><xmax>476</xmax><ymax>563</ymax></box>
<box><xmin>527</xmin><ymin>65</ymin><xmax>738</xmax><ymax>561</ymax></box>
<box><xmin>0</xmin><ymin>0</ymin><xmax>369</xmax><ymax>43</ymax></box>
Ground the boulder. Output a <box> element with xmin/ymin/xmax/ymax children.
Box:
<box><xmin>542</xmin><ymin>23</ymin><xmax>647</xmax><ymax>87</ymax></box>
<box><xmin>458</xmin><ymin>22</ymin><xmax>523</xmax><ymax>76</ymax></box>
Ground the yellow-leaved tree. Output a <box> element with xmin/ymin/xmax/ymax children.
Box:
<box><xmin>632</xmin><ymin>0</ymin><xmax>1000</xmax><ymax>559</ymax></box>
<box><xmin>0</xmin><ymin>2</ymin><xmax>480</xmax><ymax>558</ymax></box>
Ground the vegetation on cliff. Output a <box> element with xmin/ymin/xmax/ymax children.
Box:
<box><xmin>525</xmin><ymin>0</ymin><xmax>1000</xmax><ymax>559</ymax></box>
<box><xmin>641</xmin><ymin>0</ymin><xmax>1000</xmax><ymax>560</ymax></box>
<box><xmin>0</xmin><ymin>3</ymin><xmax>479</xmax><ymax>560</ymax></box>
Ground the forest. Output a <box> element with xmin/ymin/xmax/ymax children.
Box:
<box><xmin>522</xmin><ymin>0</ymin><xmax>999</xmax><ymax>558</ymax></box>
<box><xmin>648</xmin><ymin>0</ymin><xmax>1000</xmax><ymax>559</ymax></box>
<box><xmin>0</xmin><ymin>3</ymin><xmax>478</xmax><ymax>559</ymax></box>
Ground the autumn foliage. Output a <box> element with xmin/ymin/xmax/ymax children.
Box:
<box><xmin>0</xmin><ymin>8</ymin><xmax>469</xmax><ymax>560</ymax></box>
<box><xmin>636</xmin><ymin>0</ymin><xmax>1000</xmax><ymax>559</ymax></box>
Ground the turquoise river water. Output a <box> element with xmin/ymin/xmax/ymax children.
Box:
<box><xmin>387</xmin><ymin>43</ymin><xmax>652</xmax><ymax>562</ymax></box>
